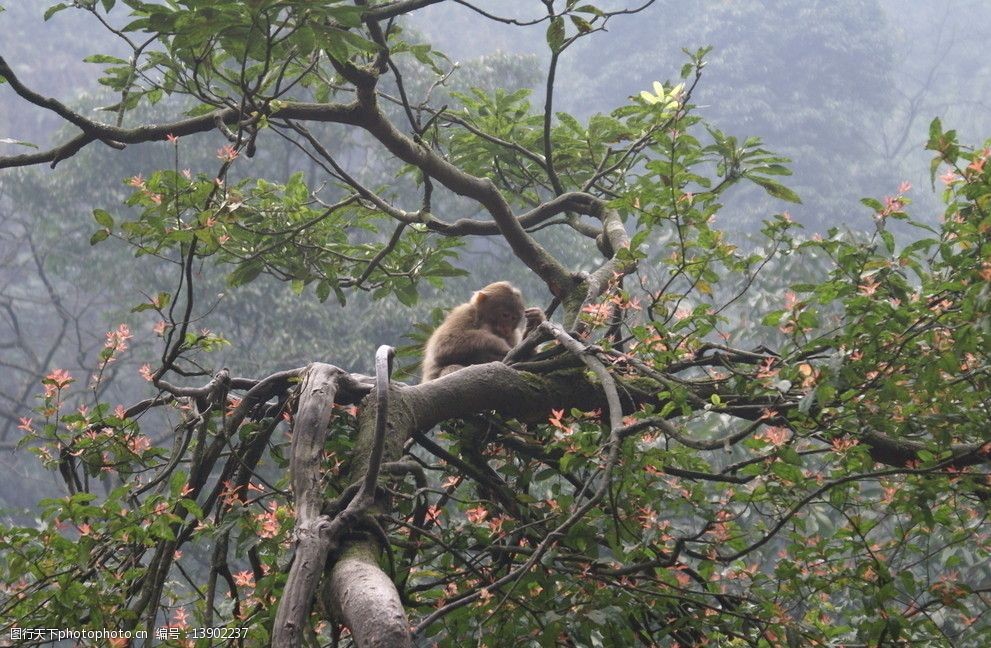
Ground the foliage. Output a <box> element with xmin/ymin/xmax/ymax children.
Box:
<box><xmin>564</xmin><ymin>0</ymin><xmax>899</xmax><ymax>231</ymax></box>
<box><xmin>1</xmin><ymin>1</ymin><xmax>990</xmax><ymax>647</ymax></box>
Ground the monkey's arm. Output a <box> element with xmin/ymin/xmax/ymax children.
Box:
<box><xmin>423</xmin><ymin>329</ymin><xmax>513</xmax><ymax>381</ymax></box>
<box><xmin>523</xmin><ymin>307</ymin><xmax>546</xmax><ymax>336</ymax></box>
<box><xmin>432</xmin><ymin>329</ymin><xmax>513</xmax><ymax>367</ymax></box>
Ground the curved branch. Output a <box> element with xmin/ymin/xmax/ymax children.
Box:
<box><xmin>347</xmin><ymin>83</ymin><xmax>572</xmax><ymax>295</ymax></box>
<box><xmin>358</xmin><ymin>346</ymin><xmax>395</xmax><ymax>505</ymax></box>
<box><xmin>0</xmin><ymin>55</ymin><xmax>362</xmax><ymax>169</ymax></box>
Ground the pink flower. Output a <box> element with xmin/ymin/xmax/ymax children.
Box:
<box><xmin>424</xmin><ymin>505</ymin><xmax>442</xmax><ymax>523</ymax></box>
<box><xmin>857</xmin><ymin>278</ymin><xmax>880</xmax><ymax>296</ymax></box>
<box><xmin>171</xmin><ymin>607</ymin><xmax>189</xmax><ymax>629</ymax></box>
<box><xmin>126</xmin><ymin>174</ymin><xmax>145</xmax><ymax>189</ymax></box>
<box><xmin>43</xmin><ymin>368</ymin><xmax>74</xmax><ymax>397</ymax></box>
<box><xmin>580</xmin><ymin>302</ymin><xmax>611</xmax><ymax>326</ymax></box>
<box><xmin>466</xmin><ymin>506</ymin><xmax>488</xmax><ymax>524</ymax></box>
<box><xmin>165</xmin><ymin>133</ymin><xmax>179</xmax><ymax>143</ymax></box>
<box><xmin>880</xmin><ymin>195</ymin><xmax>905</xmax><ymax>217</ymax></box>
<box><xmin>762</xmin><ymin>426</ymin><xmax>791</xmax><ymax>446</ymax></box>
<box><xmin>756</xmin><ymin>357</ymin><xmax>778</xmax><ymax>379</ymax></box>
<box><xmin>234</xmin><ymin>570</ymin><xmax>254</xmax><ymax>587</ymax></box>
<box><xmin>128</xmin><ymin>435</ymin><xmax>151</xmax><ymax>455</ymax></box>
<box><xmin>104</xmin><ymin>323</ymin><xmax>133</xmax><ymax>352</ymax></box>
<box><xmin>216</xmin><ymin>145</ymin><xmax>239</xmax><ymax>161</ymax></box>
<box><xmin>831</xmin><ymin>437</ymin><xmax>859</xmax><ymax>452</ymax></box>
<box><xmin>940</xmin><ymin>169</ymin><xmax>962</xmax><ymax>185</ymax></box>
<box><xmin>256</xmin><ymin>504</ymin><xmax>280</xmax><ymax>538</ymax></box>
<box><xmin>487</xmin><ymin>515</ymin><xmax>506</xmax><ymax>534</ymax></box>
<box><xmin>139</xmin><ymin>364</ymin><xmax>154</xmax><ymax>381</ymax></box>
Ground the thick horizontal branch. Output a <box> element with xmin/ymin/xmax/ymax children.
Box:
<box><xmin>402</xmin><ymin>361</ymin><xmax>633</xmax><ymax>430</ymax></box>
<box><xmin>0</xmin><ymin>54</ymin><xmax>363</xmax><ymax>168</ymax></box>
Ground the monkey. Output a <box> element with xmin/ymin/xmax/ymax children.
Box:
<box><xmin>421</xmin><ymin>281</ymin><xmax>545</xmax><ymax>382</ymax></box>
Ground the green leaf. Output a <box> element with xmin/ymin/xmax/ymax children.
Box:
<box><xmin>93</xmin><ymin>208</ymin><xmax>114</xmax><ymax>228</ymax></box>
<box><xmin>860</xmin><ymin>197</ymin><xmax>883</xmax><ymax>212</ymax></box>
<box><xmin>185</xmin><ymin>103</ymin><xmax>217</xmax><ymax>117</ymax></box>
<box><xmin>762</xmin><ymin>310</ymin><xmax>785</xmax><ymax>326</ymax></box>
<box><xmin>771</xmin><ymin>460</ymin><xmax>803</xmax><ymax>483</ymax></box>
<box><xmin>316</xmin><ymin>280</ymin><xmax>331</xmax><ymax>302</ymax></box>
<box><xmin>294</xmin><ymin>25</ymin><xmax>316</xmax><ymax>55</ymax></box>
<box><xmin>747</xmin><ymin>174</ymin><xmax>802</xmax><ymax>204</ymax></box>
<box><xmin>228</xmin><ymin>260</ymin><xmax>264</xmax><ymax>287</ymax></box>
<box><xmin>880</xmin><ymin>229</ymin><xmax>895</xmax><ymax>254</ymax></box>
<box><xmin>546</xmin><ymin>16</ymin><xmax>565</xmax><ymax>52</ymax></box>
<box><xmin>0</xmin><ymin>137</ymin><xmax>38</xmax><ymax>149</ymax></box>
<box><xmin>338</xmin><ymin>29</ymin><xmax>379</xmax><ymax>54</ymax></box>
<box><xmin>317</xmin><ymin>27</ymin><xmax>349</xmax><ymax>62</ymax></box>
<box><xmin>169</xmin><ymin>470</ymin><xmax>186</xmax><ymax>497</ymax></box>
<box><xmin>44</xmin><ymin>2</ymin><xmax>69</xmax><ymax>21</ymax></box>
<box><xmin>574</xmin><ymin>4</ymin><xmax>605</xmax><ymax>17</ymax></box>
<box><xmin>83</xmin><ymin>54</ymin><xmax>127</xmax><ymax>65</ymax></box>
<box><xmin>570</xmin><ymin>15</ymin><xmax>592</xmax><ymax>33</ymax></box>
<box><xmin>396</xmin><ymin>282</ymin><xmax>419</xmax><ymax>307</ymax></box>
<box><xmin>752</xmin><ymin>163</ymin><xmax>792</xmax><ymax>176</ymax></box>
<box><xmin>928</xmin><ymin>155</ymin><xmax>942</xmax><ymax>189</ymax></box>
<box><xmin>89</xmin><ymin>229</ymin><xmax>110</xmax><ymax>245</ymax></box>
<box><xmin>928</xmin><ymin>117</ymin><xmax>943</xmax><ymax>143</ymax></box>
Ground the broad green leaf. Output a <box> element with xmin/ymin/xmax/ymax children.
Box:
<box><xmin>546</xmin><ymin>16</ymin><xmax>565</xmax><ymax>52</ymax></box>
<box><xmin>748</xmin><ymin>174</ymin><xmax>802</xmax><ymax>203</ymax></box>
<box><xmin>89</xmin><ymin>229</ymin><xmax>110</xmax><ymax>245</ymax></box>
<box><xmin>43</xmin><ymin>2</ymin><xmax>69</xmax><ymax>20</ymax></box>
<box><xmin>93</xmin><ymin>208</ymin><xmax>115</xmax><ymax>228</ymax></box>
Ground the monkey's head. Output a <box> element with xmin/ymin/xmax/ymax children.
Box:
<box><xmin>472</xmin><ymin>281</ymin><xmax>526</xmax><ymax>340</ymax></box>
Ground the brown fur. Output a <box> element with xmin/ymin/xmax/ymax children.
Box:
<box><xmin>421</xmin><ymin>282</ymin><xmax>543</xmax><ymax>382</ymax></box>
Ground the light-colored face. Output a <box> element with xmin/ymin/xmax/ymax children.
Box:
<box><xmin>489</xmin><ymin>304</ymin><xmax>524</xmax><ymax>340</ymax></box>
<box><xmin>475</xmin><ymin>282</ymin><xmax>525</xmax><ymax>341</ymax></box>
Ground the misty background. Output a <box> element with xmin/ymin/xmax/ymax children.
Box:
<box><xmin>1</xmin><ymin>0</ymin><xmax>990</xmax><ymax>512</ymax></box>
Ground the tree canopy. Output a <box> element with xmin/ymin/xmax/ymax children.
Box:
<box><xmin>1</xmin><ymin>1</ymin><xmax>990</xmax><ymax>646</ymax></box>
